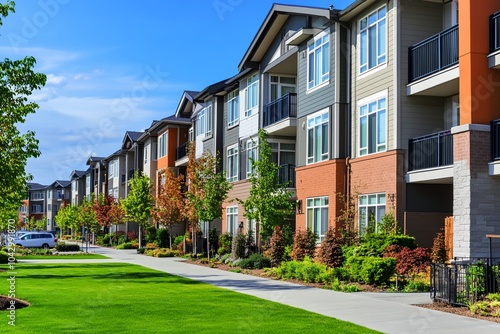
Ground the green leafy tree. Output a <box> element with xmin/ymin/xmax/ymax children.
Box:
<box><xmin>55</xmin><ymin>204</ymin><xmax>79</xmax><ymax>237</ymax></box>
<box><xmin>34</xmin><ymin>215</ymin><xmax>47</xmax><ymax>231</ymax></box>
<box><xmin>121</xmin><ymin>172</ymin><xmax>154</xmax><ymax>248</ymax></box>
<box><xmin>185</xmin><ymin>145</ymin><xmax>232</xmax><ymax>257</ymax></box>
<box><xmin>241</xmin><ymin>129</ymin><xmax>295</xmax><ymax>239</ymax></box>
<box><xmin>0</xmin><ymin>1</ymin><xmax>47</xmax><ymax>226</ymax></box>
<box><xmin>78</xmin><ymin>196</ymin><xmax>98</xmax><ymax>246</ymax></box>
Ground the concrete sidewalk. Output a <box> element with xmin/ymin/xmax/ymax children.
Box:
<box><xmin>25</xmin><ymin>245</ymin><xmax>500</xmax><ymax>334</ymax></box>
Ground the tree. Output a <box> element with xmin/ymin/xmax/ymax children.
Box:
<box><xmin>241</xmin><ymin>129</ymin><xmax>295</xmax><ymax>239</ymax></box>
<box><xmin>93</xmin><ymin>193</ymin><xmax>116</xmax><ymax>234</ymax></box>
<box><xmin>34</xmin><ymin>216</ymin><xmax>47</xmax><ymax>231</ymax></box>
<box><xmin>152</xmin><ymin>168</ymin><xmax>185</xmax><ymax>249</ymax></box>
<box><xmin>0</xmin><ymin>1</ymin><xmax>47</xmax><ymax>226</ymax></box>
<box><xmin>54</xmin><ymin>205</ymin><xmax>72</xmax><ymax>237</ymax></box>
<box><xmin>185</xmin><ymin>144</ymin><xmax>232</xmax><ymax>257</ymax></box>
<box><xmin>78</xmin><ymin>196</ymin><xmax>98</xmax><ymax>249</ymax></box>
<box><xmin>121</xmin><ymin>172</ymin><xmax>154</xmax><ymax>248</ymax></box>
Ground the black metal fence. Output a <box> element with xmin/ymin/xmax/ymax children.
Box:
<box><xmin>409</xmin><ymin>25</ymin><xmax>458</xmax><ymax>82</ymax></box>
<box><xmin>263</xmin><ymin>93</ymin><xmax>297</xmax><ymax>128</ymax></box>
<box><xmin>430</xmin><ymin>258</ymin><xmax>500</xmax><ymax>306</ymax></box>
<box><xmin>490</xmin><ymin>11</ymin><xmax>500</xmax><ymax>53</ymax></box>
<box><xmin>176</xmin><ymin>142</ymin><xmax>187</xmax><ymax>160</ymax></box>
<box><xmin>408</xmin><ymin>130</ymin><xmax>453</xmax><ymax>171</ymax></box>
<box><xmin>491</xmin><ymin>119</ymin><xmax>500</xmax><ymax>161</ymax></box>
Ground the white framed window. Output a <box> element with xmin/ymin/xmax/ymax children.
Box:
<box><xmin>359</xmin><ymin>92</ymin><xmax>387</xmax><ymax>156</ymax></box>
<box><xmin>226</xmin><ymin>206</ymin><xmax>239</xmax><ymax>235</ymax></box>
<box><xmin>227</xmin><ymin>89</ymin><xmax>239</xmax><ymax>127</ymax></box>
<box><xmin>245</xmin><ymin>74</ymin><xmax>259</xmax><ymax>117</ymax></box>
<box><xmin>113</xmin><ymin>188</ymin><xmax>119</xmax><ymax>199</ymax></box>
<box><xmin>48</xmin><ymin>204</ymin><xmax>52</xmax><ymax>211</ymax></box>
<box><xmin>359</xmin><ymin>6</ymin><xmax>387</xmax><ymax>74</ymax></box>
<box><xmin>108</xmin><ymin>159</ymin><xmax>119</xmax><ymax>179</ymax></box>
<box><xmin>358</xmin><ymin>193</ymin><xmax>386</xmax><ymax>235</ymax></box>
<box><xmin>32</xmin><ymin>191</ymin><xmax>45</xmax><ymax>200</ymax></box>
<box><xmin>158</xmin><ymin>132</ymin><xmax>167</xmax><ymax>159</ymax></box>
<box><xmin>307</xmin><ymin>32</ymin><xmax>330</xmax><ymax>90</ymax></box>
<box><xmin>144</xmin><ymin>145</ymin><xmax>149</xmax><ymax>164</ymax></box>
<box><xmin>307</xmin><ymin>109</ymin><xmax>329</xmax><ymax>164</ymax></box>
<box><xmin>226</xmin><ymin>144</ymin><xmax>239</xmax><ymax>182</ymax></box>
<box><xmin>196</xmin><ymin>103</ymin><xmax>213</xmax><ymax>138</ymax></box>
<box><xmin>306</xmin><ymin>196</ymin><xmax>329</xmax><ymax>242</ymax></box>
<box><xmin>269</xmin><ymin>141</ymin><xmax>296</xmax><ymax>166</ymax></box>
<box><xmin>246</xmin><ymin>139</ymin><xmax>258</xmax><ymax>178</ymax></box>
<box><xmin>270</xmin><ymin>75</ymin><xmax>296</xmax><ymax>101</ymax></box>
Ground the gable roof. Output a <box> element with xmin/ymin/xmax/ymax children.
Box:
<box><xmin>175</xmin><ymin>90</ymin><xmax>200</xmax><ymax>118</ymax></box>
<box><xmin>238</xmin><ymin>4</ymin><xmax>335</xmax><ymax>72</ymax></box>
<box><xmin>195</xmin><ymin>78</ymin><xmax>232</xmax><ymax>102</ymax></box>
<box><xmin>86</xmin><ymin>156</ymin><xmax>105</xmax><ymax>165</ymax></box>
<box><xmin>69</xmin><ymin>170</ymin><xmax>86</xmax><ymax>179</ymax></box>
<box><xmin>122</xmin><ymin>130</ymin><xmax>145</xmax><ymax>150</ymax></box>
<box><xmin>48</xmin><ymin>180</ymin><xmax>71</xmax><ymax>188</ymax></box>
<box><xmin>27</xmin><ymin>182</ymin><xmax>47</xmax><ymax>191</ymax></box>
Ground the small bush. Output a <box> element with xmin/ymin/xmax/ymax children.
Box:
<box><xmin>268</xmin><ymin>225</ymin><xmax>286</xmax><ymax>267</ymax></box>
<box><xmin>55</xmin><ymin>244</ymin><xmax>80</xmax><ymax>252</ymax></box>
<box><xmin>232</xmin><ymin>233</ymin><xmax>247</xmax><ymax>259</ymax></box>
<box><xmin>173</xmin><ymin>235</ymin><xmax>185</xmax><ymax>248</ymax></box>
<box><xmin>271</xmin><ymin>257</ymin><xmax>335</xmax><ymax>284</ymax></box>
<box><xmin>317</xmin><ymin>228</ymin><xmax>343</xmax><ymax>268</ymax></box>
<box><xmin>116</xmin><ymin>242</ymin><xmax>138</xmax><ymax>250</ymax></box>
<box><xmin>239</xmin><ymin>253</ymin><xmax>271</xmax><ymax>269</ymax></box>
<box><xmin>102</xmin><ymin>234</ymin><xmax>111</xmax><ymax>245</ymax></box>
<box><xmin>291</xmin><ymin>229</ymin><xmax>317</xmax><ymax>261</ymax></box>
<box><xmin>146</xmin><ymin>226</ymin><xmax>157</xmax><ymax>244</ymax></box>
<box><xmin>384</xmin><ymin>245</ymin><xmax>431</xmax><ymax>276</ymax></box>
<box><xmin>358</xmin><ymin>256</ymin><xmax>396</xmax><ymax>286</ymax></box>
<box><xmin>155</xmin><ymin>228</ymin><xmax>169</xmax><ymax>248</ymax></box>
<box><xmin>137</xmin><ymin>247</ymin><xmax>145</xmax><ymax>254</ymax></box>
<box><xmin>144</xmin><ymin>248</ymin><xmax>180</xmax><ymax>257</ymax></box>
<box><xmin>218</xmin><ymin>233</ymin><xmax>232</xmax><ymax>256</ymax></box>
<box><xmin>128</xmin><ymin>230</ymin><xmax>137</xmax><ymax>241</ymax></box>
<box><xmin>431</xmin><ymin>231</ymin><xmax>447</xmax><ymax>263</ymax></box>
<box><xmin>0</xmin><ymin>251</ymin><xmax>9</xmax><ymax>264</ymax></box>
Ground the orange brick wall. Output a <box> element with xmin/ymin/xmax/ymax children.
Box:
<box><xmin>295</xmin><ymin>159</ymin><xmax>347</xmax><ymax>233</ymax></box>
<box><xmin>349</xmin><ymin>150</ymin><xmax>406</xmax><ymax>226</ymax></box>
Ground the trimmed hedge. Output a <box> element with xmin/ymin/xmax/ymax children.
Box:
<box><xmin>0</xmin><ymin>251</ymin><xmax>9</xmax><ymax>264</ymax></box>
<box><xmin>346</xmin><ymin>256</ymin><xmax>396</xmax><ymax>286</ymax></box>
<box><xmin>238</xmin><ymin>253</ymin><xmax>271</xmax><ymax>269</ymax></box>
<box><xmin>56</xmin><ymin>244</ymin><xmax>80</xmax><ymax>252</ymax></box>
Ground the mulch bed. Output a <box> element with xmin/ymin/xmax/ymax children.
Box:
<box><xmin>0</xmin><ymin>296</ymin><xmax>30</xmax><ymax>311</ymax></box>
<box><xmin>186</xmin><ymin>258</ymin><xmax>500</xmax><ymax>323</ymax></box>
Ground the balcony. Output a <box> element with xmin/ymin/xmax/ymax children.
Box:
<box><xmin>263</xmin><ymin>93</ymin><xmax>297</xmax><ymax>136</ymax></box>
<box><xmin>407</xmin><ymin>130</ymin><xmax>454</xmax><ymax>184</ymax></box>
<box><xmin>277</xmin><ymin>164</ymin><xmax>296</xmax><ymax>188</ymax></box>
<box><xmin>175</xmin><ymin>142</ymin><xmax>189</xmax><ymax>167</ymax></box>
<box><xmin>489</xmin><ymin>12</ymin><xmax>500</xmax><ymax>69</ymax></box>
<box><xmin>407</xmin><ymin>25</ymin><xmax>459</xmax><ymax>96</ymax></box>
<box><xmin>489</xmin><ymin>119</ymin><xmax>500</xmax><ymax>175</ymax></box>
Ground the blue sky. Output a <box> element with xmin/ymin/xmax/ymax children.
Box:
<box><xmin>0</xmin><ymin>0</ymin><xmax>352</xmax><ymax>185</ymax></box>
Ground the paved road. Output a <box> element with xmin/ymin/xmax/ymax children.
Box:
<box><xmin>21</xmin><ymin>245</ymin><xmax>500</xmax><ymax>334</ymax></box>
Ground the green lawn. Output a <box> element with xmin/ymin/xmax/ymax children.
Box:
<box><xmin>18</xmin><ymin>254</ymin><xmax>109</xmax><ymax>260</ymax></box>
<box><xmin>1</xmin><ymin>263</ymin><xmax>381</xmax><ymax>334</ymax></box>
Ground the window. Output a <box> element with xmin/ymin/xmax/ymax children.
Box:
<box><xmin>226</xmin><ymin>206</ymin><xmax>239</xmax><ymax>235</ymax></box>
<box><xmin>245</xmin><ymin>74</ymin><xmax>259</xmax><ymax>117</ymax></box>
<box><xmin>270</xmin><ymin>142</ymin><xmax>296</xmax><ymax>166</ymax></box>
<box><xmin>56</xmin><ymin>190</ymin><xmax>63</xmax><ymax>200</ymax></box>
<box><xmin>158</xmin><ymin>132</ymin><xmax>167</xmax><ymax>159</ymax></box>
<box><xmin>196</xmin><ymin>104</ymin><xmax>213</xmax><ymax>138</ymax></box>
<box><xmin>358</xmin><ymin>193</ymin><xmax>386</xmax><ymax>235</ymax></box>
<box><xmin>306</xmin><ymin>197</ymin><xmax>329</xmax><ymax>242</ymax></box>
<box><xmin>31</xmin><ymin>205</ymin><xmax>42</xmax><ymax>213</ymax></box>
<box><xmin>307</xmin><ymin>109</ymin><xmax>329</xmax><ymax>164</ymax></box>
<box><xmin>32</xmin><ymin>191</ymin><xmax>45</xmax><ymax>200</ymax></box>
<box><xmin>246</xmin><ymin>139</ymin><xmax>258</xmax><ymax>178</ymax></box>
<box><xmin>108</xmin><ymin>159</ymin><xmax>119</xmax><ymax>178</ymax></box>
<box><xmin>307</xmin><ymin>33</ymin><xmax>329</xmax><ymax>89</ymax></box>
<box><xmin>227</xmin><ymin>89</ymin><xmax>239</xmax><ymax>127</ymax></box>
<box><xmin>359</xmin><ymin>94</ymin><xmax>387</xmax><ymax>156</ymax></box>
<box><xmin>227</xmin><ymin>145</ymin><xmax>239</xmax><ymax>182</ymax></box>
<box><xmin>46</xmin><ymin>190</ymin><xmax>50</xmax><ymax>199</ymax></box>
<box><xmin>48</xmin><ymin>204</ymin><xmax>52</xmax><ymax>211</ymax></box>
<box><xmin>359</xmin><ymin>6</ymin><xmax>387</xmax><ymax>74</ymax></box>
<box><xmin>144</xmin><ymin>145</ymin><xmax>149</xmax><ymax>164</ymax></box>
<box><xmin>270</xmin><ymin>75</ymin><xmax>296</xmax><ymax>101</ymax></box>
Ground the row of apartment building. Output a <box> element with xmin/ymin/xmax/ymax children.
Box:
<box><xmin>21</xmin><ymin>0</ymin><xmax>500</xmax><ymax>258</ymax></box>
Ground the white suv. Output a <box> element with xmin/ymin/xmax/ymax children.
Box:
<box><xmin>15</xmin><ymin>232</ymin><xmax>58</xmax><ymax>249</ymax></box>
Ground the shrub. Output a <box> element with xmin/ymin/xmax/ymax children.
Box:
<box><xmin>116</xmin><ymin>242</ymin><xmax>138</xmax><ymax>250</ymax></box>
<box><xmin>102</xmin><ymin>234</ymin><xmax>111</xmax><ymax>245</ymax></box>
<box><xmin>431</xmin><ymin>231</ymin><xmax>447</xmax><ymax>263</ymax></box>
<box><xmin>218</xmin><ymin>233</ymin><xmax>232</xmax><ymax>256</ymax></box>
<box><xmin>209</xmin><ymin>227</ymin><xmax>219</xmax><ymax>253</ymax></box>
<box><xmin>384</xmin><ymin>245</ymin><xmax>431</xmax><ymax>276</ymax></box>
<box><xmin>145</xmin><ymin>226</ymin><xmax>157</xmax><ymax>244</ymax></box>
<box><xmin>144</xmin><ymin>247</ymin><xmax>180</xmax><ymax>257</ymax></box>
<box><xmin>358</xmin><ymin>256</ymin><xmax>396</xmax><ymax>286</ymax></box>
<box><xmin>155</xmin><ymin>228</ymin><xmax>169</xmax><ymax>248</ymax></box>
<box><xmin>384</xmin><ymin>234</ymin><xmax>417</xmax><ymax>250</ymax></box>
<box><xmin>55</xmin><ymin>244</ymin><xmax>80</xmax><ymax>252</ymax></box>
<box><xmin>0</xmin><ymin>251</ymin><xmax>9</xmax><ymax>264</ymax></box>
<box><xmin>291</xmin><ymin>229</ymin><xmax>317</xmax><ymax>261</ymax></box>
<box><xmin>145</xmin><ymin>242</ymin><xmax>157</xmax><ymax>249</ymax></box>
<box><xmin>268</xmin><ymin>225</ymin><xmax>286</xmax><ymax>267</ymax></box>
<box><xmin>239</xmin><ymin>253</ymin><xmax>271</xmax><ymax>269</ymax></box>
<box><xmin>232</xmin><ymin>233</ymin><xmax>247</xmax><ymax>259</ymax></box>
<box><xmin>245</xmin><ymin>228</ymin><xmax>256</xmax><ymax>256</ymax></box>
<box><xmin>127</xmin><ymin>230</ymin><xmax>137</xmax><ymax>241</ymax></box>
<box><xmin>271</xmin><ymin>257</ymin><xmax>335</xmax><ymax>284</ymax></box>
<box><xmin>403</xmin><ymin>272</ymin><xmax>430</xmax><ymax>292</ymax></box>
<box><xmin>137</xmin><ymin>247</ymin><xmax>145</xmax><ymax>254</ymax></box>
<box><xmin>173</xmin><ymin>235</ymin><xmax>184</xmax><ymax>248</ymax></box>
<box><xmin>317</xmin><ymin>228</ymin><xmax>343</xmax><ymax>268</ymax></box>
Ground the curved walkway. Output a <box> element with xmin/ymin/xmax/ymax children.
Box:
<box><xmin>21</xmin><ymin>245</ymin><xmax>500</xmax><ymax>334</ymax></box>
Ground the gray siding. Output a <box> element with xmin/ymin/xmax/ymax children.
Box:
<box><xmin>223</xmin><ymin>90</ymin><xmax>240</xmax><ymax>174</ymax></box>
<box><xmin>399</xmin><ymin>0</ymin><xmax>446</xmax><ymax>149</ymax></box>
<box><xmin>297</xmin><ymin>24</ymin><xmax>336</xmax><ymax>118</ymax></box>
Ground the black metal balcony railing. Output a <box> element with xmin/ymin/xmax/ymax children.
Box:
<box><xmin>490</xmin><ymin>12</ymin><xmax>500</xmax><ymax>53</ymax></box>
<box><xmin>408</xmin><ymin>130</ymin><xmax>453</xmax><ymax>171</ymax></box>
<box><xmin>263</xmin><ymin>93</ymin><xmax>297</xmax><ymax>128</ymax></box>
<box><xmin>277</xmin><ymin>164</ymin><xmax>296</xmax><ymax>188</ymax></box>
<box><xmin>128</xmin><ymin>169</ymin><xmax>135</xmax><ymax>180</ymax></box>
<box><xmin>491</xmin><ymin>119</ymin><xmax>500</xmax><ymax>161</ymax></box>
<box><xmin>176</xmin><ymin>142</ymin><xmax>187</xmax><ymax>160</ymax></box>
<box><xmin>409</xmin><ymin>25</ymin><xmax>459</xmax><ymax>83</ymax></box>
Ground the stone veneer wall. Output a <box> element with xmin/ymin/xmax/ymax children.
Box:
<box><xmin>453</xmin><ymin>125</ymin><xmax>500</xmax><ymax>258</ymax></box>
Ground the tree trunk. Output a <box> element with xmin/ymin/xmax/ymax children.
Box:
<box><xmin>169</xmin><ymin>225</ymin><xmax>172</xmax><ymax>249</ymax></box>
<box><xmin>138</xmin><ymin>225</ymin><xmax>143</xmax><ymax>249</ymax></box>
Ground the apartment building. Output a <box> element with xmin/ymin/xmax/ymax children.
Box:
<box><xmin>27</xmin><ymin>182</ymin><xmax>46</xmax><ymax>223</ymax></box>
<box><xmin>45</xmin><ymin>180</ymin><xmax>71</xmax><ymax>232</ymax></box>
<box><xmin>69</xmin><ymin>170</ymin><xmax>87</xmax><ymax>206</ymax></box>
<box><xmin>121</xmin><ymin>131</ymin><xmax>144</xmax><ymax>197</ymax></box>
<box><xmin>86</xmin><ymin>156</ymin><xmax>106</xmax><ymax>197</ymax></box>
